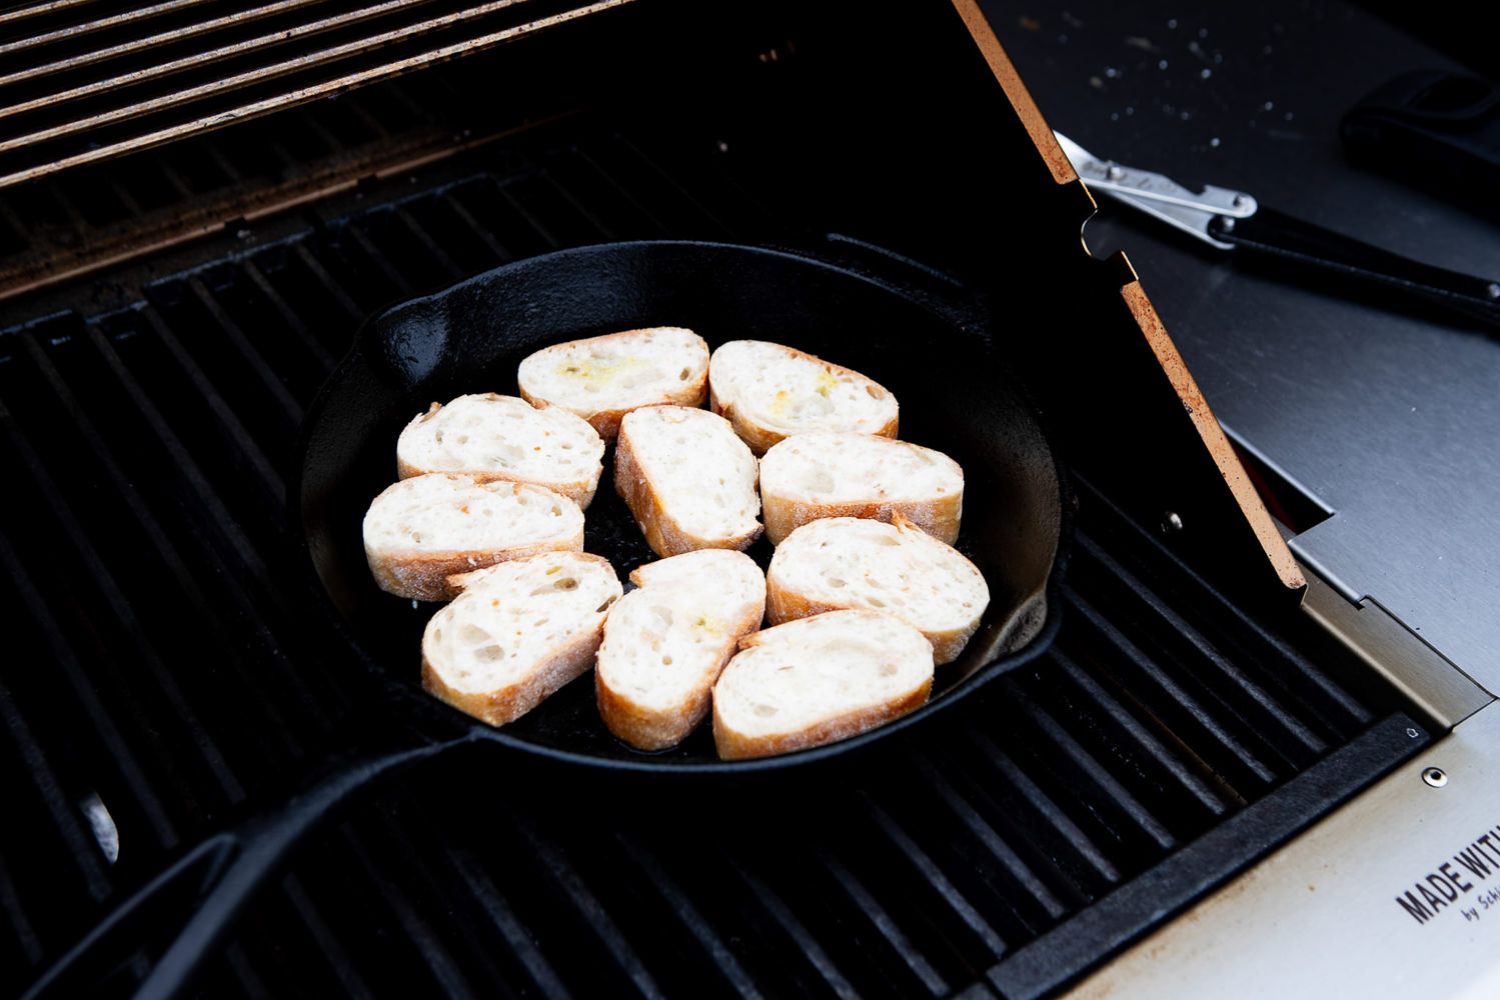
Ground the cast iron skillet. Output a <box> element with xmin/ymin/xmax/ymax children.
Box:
<box><xmin>26</xmin><ymin>240</ymin><xmax>1070</xmax><ymax>998</ymax></box>
<box><xmin>305</xmin><ymin>239</ymin><xmax>1069</xmax><ymax>768</ymax></box>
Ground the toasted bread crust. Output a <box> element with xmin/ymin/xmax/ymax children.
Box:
<box><xmin>762</xmin><ymin>493</ymin><xmax>962</xmax><ymax>546</ymax></box>
<box><xmin>708</xmin><ymin>343</ymin><xmax>899</xmax><ymax>454</ymax></box>
<box><xmin>422</xmin><ymin>623</ymin><xmax>605</xmax><ymax>726</ymax></box>
<box><xmin>517</xmin><ymin>327</ymin><xmax>709</xmax><ymax>440</ymax></box>
<box><xmin>444</xmin><ymin>550</ymin><xmax>614</xmax><ymax>597</ymax></box>
<box><xmin>395</xmin><ymin>456</ymin><xmax>599</xmax><ymax>507</ymax></box>
<box><xmin>518</xmin><ymin>392</ymin><xmax>699</xmax><ymax>442</ymax></box>
<box><xmin>613</xmin><ymin>416</ymin><xmax>762</xmax><ymax>557</ymax></box>
<box><xmin>366</xmin><ymin>531</ymin><xmax>584</xmax><ymax>603</ymax></box>
<box><xmin>395</xmin><ymin>396</ymin><xmax>603</xmax><ymax>506</ymax></box>
<box><xmin>765</xmin><ymin>514</ymin><xmax>982</xmax><ymax>664</ymax></box>
<box><xmin>596</xmin><ymin>673</ymin><xmax>714</xmax><ymax>751</ymax></box>
<box><xmin>710</xmin><ymin>399</ymin><xmax>900</xmax><ymax>457</ymax></box>
<box><xmin>765</xmin><ymin>584</ymin><xmax>976</xmax><ymax>665</ymax></box>
<box><xmin>595</xmin><ymin>581</ymin><xmax>764</xmax><ymax>750</ymax></box>
<box><xmin>712</xmin><ymin>677</ymin><xmax>931</xmax><ymax>759</ymax></box>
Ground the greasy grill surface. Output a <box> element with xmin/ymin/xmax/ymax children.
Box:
<box><xmin>0</xmin><ymin>120</ymin><xmax>1422</xmax><ymax>998</ymax></box>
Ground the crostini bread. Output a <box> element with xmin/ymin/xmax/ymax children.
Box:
<box><xmin>759</xmin><ymin>432</ymin><xmax>964</xmax><ymax>545</ymax></box>
<box><xmin>363</xmin><ymin>474</ymin><xmax>583</xmax><ymax>601</ymax></box>
<box><xmin>517</xmin><ymin>327</ymin><xmax>710</xmax><ymax>439</ymax></box>
<box><xmin>765</xmin><ymin>515</ymin><xmax>989</xmax><ymax>664</ymax></box>
<box><xmin>422</xmin><ymin>551</ymin><xmax>621</xmax><ymax>726</ymax></box>
<box><xmin>596</xmin><ymin>550</ymin><xmax>766</xmax><ymax>750</ymax></box>
<box><xmin>395</xmin><ymin>393</ymin><xmax>605</xmax><ymax>507</ymax></box>
<box><xmin>712</xmin><ymin>610</ymin><xmax>933</xmax><ymax>760</ymax></box>
<box><xmin>614</xmin><ymin>405</ymin><xmax>761</xmax><ymax>557</ymax></box>
<box><xmin>707</xmin><ymin>340</ymin><xmax>899</xmax><ymax>454</ymax></box>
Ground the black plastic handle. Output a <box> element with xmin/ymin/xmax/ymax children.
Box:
<box><xmin>22</xmin><ymin>734</ymin><xmax>477</xmax><ymax>1000</ymax></box>
<box><xmin>1208</xmin><ymin>206</ymin><xmax>1500</xmax><ymax>330</ymax></box>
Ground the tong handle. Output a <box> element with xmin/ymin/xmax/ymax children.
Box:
<box><xmin>1208</xmin><ymin>207</ymin><xmax>1500</xmax><ymax>329</ymax></box>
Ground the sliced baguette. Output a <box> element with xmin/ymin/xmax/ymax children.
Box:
<box><xmin>363</xmin><ymin>474</ymin><xmax>583</xmax><ymax>602</ymax></box>
<box><xmin>422</xmin><ymin>551</ymin><xmax>622</xmax><ymax>726</ymax></box>
<box><xmin>760</xmin><ymin>432</ymin><xmax>964</xmax><ymax>545</ymax></box>
<box><xmin>396</xmin><ymin>393</ymin><xmax>605</xmax><ymax>507</ymax></box>
<box><xmin>596</xmin><ymin>550</ymin><xmax>766</xmax><ymax>750</ymax></box>
<box><xmin>517</xmin><ymin>327</ymin><xmax>710</xmax><ymax>439</ymax></box>
<box><xmin>708</xmin><ymin>340</ymin><xmax>898</xmax><ymax>454</ymax></box>
<box><xmin>712</xmin><ymin>609</ymin><xmax>933</xmax><ymax>760</ymax></box>
<box><xmin>765</xmin><ymin>515</ymin><xmax>989</xmax><ymax>664</ymax></box>
<box><xmin>614</xmin><ymin>405</ymin><xmax>761</xmax><ymax>557</ymax></box>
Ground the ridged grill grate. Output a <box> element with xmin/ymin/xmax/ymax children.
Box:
<box><xmin>0</xmin><ymin>0</ymin><xmax>634</xmax><ymax>189</ymax></box>
<box><xmin>0</xmin><ymin>118</ymin><xmax>1424</xmax><ymax>998</ymax></box>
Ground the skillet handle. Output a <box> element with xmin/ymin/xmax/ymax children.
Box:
<box><xmin>21</xmin><ymin>735</ymin><xmax>476</xmax><ymax>1000</ymax></box>
<box><xmin>818</xmin><ymin>233</ymin><xmax>994</xmax><ymax>336</ymax></box>
<box><xmin>821</xmin><ymin>232</ymin><xmax>971</xmax><ymax>291</ymax></box>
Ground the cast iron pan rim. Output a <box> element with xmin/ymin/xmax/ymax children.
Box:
<box><xmin>290</xmin><ymin>238</ymin><xmax>1073</xmax><ymax>774</ymax></box>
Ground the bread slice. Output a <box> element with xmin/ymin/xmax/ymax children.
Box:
<box><xmin>422</xmin><ymin>551</ymin><xmax>622</xmax><ymax>726</ymax></box>
<box><xmin>614</xmin><ymin>405</ymin><xmax>761</xmax><ymax>557</ymax></box>
<box><xmin>517</xmin><ymin>327</ymin><xmax>710</xmax><ymax>439</ymax></box>
<box><xmin>708</xmin><ymin>340</ymin><xmax>899</xmax><ymax>454</ymax></box>
<box><xmin>363</xmin><ymin>474</ymin><xmax>583</xmax><ymax>601</ymax></box>
<box><xmin>765</xmin><ymin>515</ymin><xmax>989</xmax><ymax>664</ymax></box>
<box><xmin>760</xmin><ymin>432</ymin><xmax>964</xmax><ymax>545</ymax></box>
<box><xmin>395</xmin><ymin>393</ymin><xmax>605</xmax><ymax>507</ymax></box>
<box><xmin>595</xmin><ymin>550</ymin><xmax>766</xmax><ymax>750</ymax></box>
<box><xmin>712</xmin><ymin>610</ymin><xmax>933</xmax><ymax>760</ymax></box>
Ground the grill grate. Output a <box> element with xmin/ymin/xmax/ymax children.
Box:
<box><xmin>0</xmin><ymin>118</ymin><xmax>1425</xmax><ymax>998</ymax></box>
<box><xmin>0</xmin><ymin>9</ymin><xmax>633</xmax><ymax>302</ymax></box>
<box><xmin>0</xmin><ymin>0</ymin><xmax>635</xmax><ymax>190</ymax></box>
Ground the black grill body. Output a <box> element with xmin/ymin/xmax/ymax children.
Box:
<box><xmin>0</xmin><ymin>3</ymin><xmax>1431</xmax><ymax>996</ymax></box>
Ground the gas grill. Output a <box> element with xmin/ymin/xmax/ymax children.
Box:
<box><xmin>1</xmin><ymin>1</ymin><xmax>1493</xmax><ymax>997</ymax></box>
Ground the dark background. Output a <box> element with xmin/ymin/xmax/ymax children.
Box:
<box><xmin>1357</xmin><ymin>2</ymin><xmax>1498</xmax><ymax>79</ymax></box>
